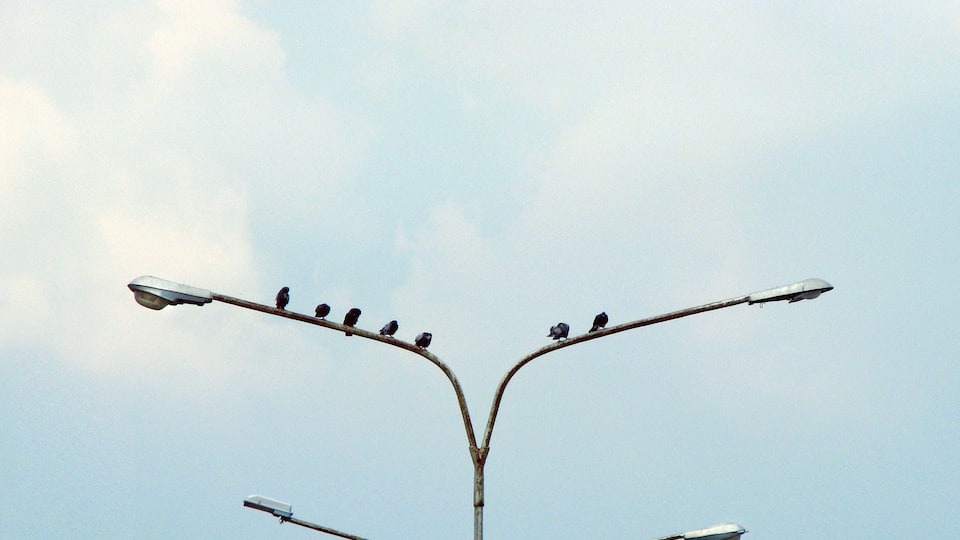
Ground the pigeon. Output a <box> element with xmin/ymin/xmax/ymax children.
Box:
<box><xmin>414</xmin><ymin>332</ymin><xmax>432</xmax><ymax>348</ymax></box>
<box><xmin>315</xmin><ymin>303</ymin><xmax>331</xmax><ymax>319</ymax></box>
<box><xmin>548</xmin><ymin>322</ymin><xmax>570</xmax><ymax>340</ymax></box>
<box><xmin>589</xmin><ymin>312</ymin><xmax>608</xmax><ymax>332</ymax></box>
<box><xmin>343</xmin><ymin>308</ymin><xmax>361</xmax><ymax>336</ymax></box>
<box><xmin>275</xmin><ymin>287</ymin><xmax>290</xmax><ymax>310</ymax></box>
<box><xmin>379</xmin><ymin>320</ymin><xmax>399</xmax><ymax>337</ymax></box>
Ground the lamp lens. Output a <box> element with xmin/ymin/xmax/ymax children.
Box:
<box><xmin>134</xmin><ymin>291</ymin><xmax>169</xmax><ymax>310</ymax></box>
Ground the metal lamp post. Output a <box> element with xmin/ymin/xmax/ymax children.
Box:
<box><xmin>129</xmin><ymin>276</ymin><xmax>832</xmax><ymax>539</ymax></box>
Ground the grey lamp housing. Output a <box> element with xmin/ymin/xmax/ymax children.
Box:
<box><xmin>128</xmin><ymin>275</ymin><xmax>213</xmax><ymax>310</ymax></box>
<box><xmin>748</xmin><ymin>278</ymin><xmax>833</xmax><ymax>305</ymax></box>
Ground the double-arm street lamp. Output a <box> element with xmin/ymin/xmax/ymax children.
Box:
<box><xmin>128</xmin><ymin>275</ymin><xmax>832</xmax><ymax>539</ymax></box>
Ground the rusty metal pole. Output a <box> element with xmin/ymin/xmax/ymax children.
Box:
<box><xmin>471</xmin><ymin>446</ymin><xmax>488</xmax><ymax>540</ymax></box>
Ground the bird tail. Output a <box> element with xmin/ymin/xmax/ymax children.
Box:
<box><xmin>590</xmin><ymin>325</ymin><xmax>599</xmax><ymax>332</ymax></box>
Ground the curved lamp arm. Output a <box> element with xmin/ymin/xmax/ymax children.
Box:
<box><xmin>480</xmin><ymin>294</ymin><xmax>750</xmax><ymax>452</ymax></box>
<box><xmin>210</xmin><ymin>293</ymin><xmax>481</xmax><ymax>452</ymax></box>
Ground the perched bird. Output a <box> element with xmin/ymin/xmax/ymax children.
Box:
<box><xmin>343</xmin><ymin>308</ymin><xmax>361</xmax><ymax>336</ymax></box>
<box><xmin>379</xmin><ymin>320</ymin><xmax>399</xmax><ymax>337</ymax></box>
<box><xmin>315</xmin><ymin>303</ymin><xmax>331</xmax><ymax>319</ymax></box>
<box><xmin>415</xmin><ymin>332</ymin><xmax>432</xmax><ymax>348</ymax></box>
<box><xmin>590</xmin><ymin>312</ymin><xmax>608</xmax><ymax>332</ymax></box>
<box><xmin>548</xmin><ymin>322</ymin><xmax>570</xmax><ymax>340</ymax></box>
<box><xmin>275</xmin><ymin>287</ymin><xmax>290</xmax><ymax>310</ymax></box>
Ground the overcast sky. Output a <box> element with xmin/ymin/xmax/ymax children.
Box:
<box><xmin>2</xmin><ymin>2</ymin><xmax>959</xmax><ymax>539</ymax></box>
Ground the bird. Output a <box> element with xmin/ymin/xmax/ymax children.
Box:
<box><xmin>590</xmin><ymin>312</ymin><xmax>608</xmax><ymax>332</ymax></box>
<box><xmin>415</xmin><ymin>332</ymin><xmax>432</xmax><ymax>348</ymax></box>
<box><xmin>548</xmin><ymin>322</ymin><xmax>570</xmax><ymax>340</ymax></box>
<box><xmin>379</xmin><ymin>320</ymin><xmax>399</xmax><ymax>337</ymax></box>
<box><xmin>343</xmin><ymin>308</ymin><xmax>361</xmax><ymax>336</ymax></box>
<box><xmin>275</xmin><ymin>287</ymin><xmax>290</xmax><ymax>310</ymax></box>
<box><xmin>314</xmin><ymin>303</ymin><xmax>331</xmax><ymax>319</ymax></box>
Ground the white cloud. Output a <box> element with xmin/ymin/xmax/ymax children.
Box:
<box><xmin>0</xmin><ymin>1</ymin><xmax>359</xmax><ymax>384</ymax></box>
<box><xmin>0</xmin><ymin>79</ymin><xmax>80</xmax><ymax>345</ymax></box>
<box><xmin>148</xmin><ymin>0</ymin><xmax>285</xmax><ymax>85</ymax></box>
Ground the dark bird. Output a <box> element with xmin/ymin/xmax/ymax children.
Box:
<box><xmin>548</xmin><ymin>322</ymin><xmax>570</xmax><ymax>340</ymax></box>
<box><xmin>379</xmin><ymin>320</ymin><xmax>399</xmax><ymax>337</ymax></box>
<box><xmin>589</xmin><ymin>312</ymin><xmax>608</xmax><ymax>332</ymax></box>
<box><xmin>275</xmin><ymin>287</ymin><xmax>290</xmax><ymax>310</ymax></box>
<box><xmin>343</xmin><ymin>308</ymin><xmax>361</xmax><ymax>336</ymax></box>
<box><xmin>314</xmin><ymin>303</ymin><xmax>331</xmax><ymax>319</ymax></box>
<box><xmin>414</xmin><ymin>332</ymin><xmax>432</xmax><ymax>348</ymax></box>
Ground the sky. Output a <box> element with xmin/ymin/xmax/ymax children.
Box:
<box><xmin>2</xmin><ymin>1</ymin><xmax>959</xmax><ymax>538</ymax></box>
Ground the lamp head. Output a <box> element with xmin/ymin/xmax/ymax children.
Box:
<box><xmin>127</xmin><ymin>275</ymin><xmax>212</xmax><ymax>310</ymax></box>
<box><xmin>683</xmin><ymin>523</ymin><xmax>746</xmax><ymax>540</ymax></box>
<box><xmin>653</xmin><ymin>523</ymin><xmax>747</xmax><ymax>540</ymax></box>
<box><xmin>747</xmin><ymin>278</ymin><xmax>833</xmax><ymax>305</ymax></box>
<box><xmin>243</xmin><ymin>495</ymin><xmax>293</xmax><ymax>518</ymax></box>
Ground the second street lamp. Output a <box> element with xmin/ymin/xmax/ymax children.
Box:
<box><xmin>129</xmin><ymin>276</ymin><xmax>832</xmax><ymax>539</ymax></box>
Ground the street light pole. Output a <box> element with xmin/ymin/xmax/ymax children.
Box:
<box><xmin>129</xmin><ymin>276</ymin><xmax>832</xmax><ymax>539</ymax></box>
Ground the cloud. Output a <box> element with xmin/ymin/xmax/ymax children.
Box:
<box><xmin>147</xmin><ymin>0</ymin><xmax>285</xmax><ymax>85</ymax></box>
<box><xmin>0</xmin><ymin>79</ymin><xmax>81</xmax><ymax>346</ymax></box>
<box><xmin>0</xmin><ymin>1</ymin><xmax>361</xmax><ymax>387</ymax></box>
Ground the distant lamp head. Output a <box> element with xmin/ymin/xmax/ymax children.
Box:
<box><xmin>748</xmin><ymin>278</ymin><xmax>833</xmax><ymax>305</ymax></box>
<box><xmin>127</xmin><ymin>275</ymin><xmax>212</xmax><ymax>310</ymax></box>
<box><xmin>683</xmin><ymin>523</ymin><xmax>747</xmax><ymax>540</ymax></box>
<box><xmin>654</xmin><ymin>523</ymin><xmax>747</xmax><ymax>540</ymax></box>
<box><xmin>243</xmin><ymin>495</ymin><xmax>293</xmax><ymax>519</ymax></box>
